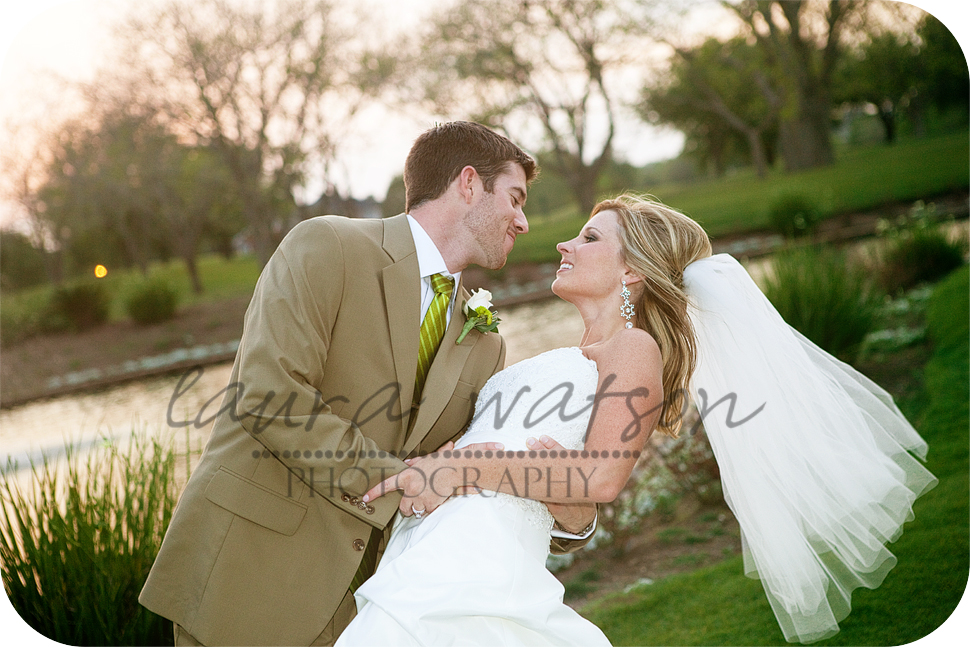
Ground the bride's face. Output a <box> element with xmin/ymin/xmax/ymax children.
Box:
<box><xmin>552</xmin><ymin>210</ymin><xmax>633</xmax><ymax>302</ymax></box>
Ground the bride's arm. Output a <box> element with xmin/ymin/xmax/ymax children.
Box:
<box><xmin>531</xmin><ymin>435</ymin><xmax>598</xmax><ymax>541</ymax></box>
<box><xmin>364</xmin><ymin>328</ymin><xmax>664</xmax><ymax>514</ymax></box>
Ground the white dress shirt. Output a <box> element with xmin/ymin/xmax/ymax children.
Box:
<box><xmin>406</xmin><ymin>215</ymin><xmax>461</xmax><ymax>325</ymax></box>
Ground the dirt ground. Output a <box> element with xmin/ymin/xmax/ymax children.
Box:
<box><xmin>0</xmin><ymin>296</ymin><xmax>251</xmax><ymax>407</ymax></box>
<box><xmin>554</xmin><ymin>494</ymin><xmax>743</xmax><ymax>609</ymax></box>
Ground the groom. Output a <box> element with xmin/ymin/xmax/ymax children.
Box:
<box><xmin>139</xmin><ymin>122</ymin><xmax>597</xmax><ymax>646</ymax></box>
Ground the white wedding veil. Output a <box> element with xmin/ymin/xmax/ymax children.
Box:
<box><xmin>682</xmin><ymin>254</ymin><xmax>937</xmax><ymax>644</ymax></box>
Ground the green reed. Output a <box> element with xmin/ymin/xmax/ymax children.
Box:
<box><xmin>764</xmin><ymin>245</ymin><xmax>881</xmax><ymax>362</ymax></box>
<box><xmin>0</xmin><ymin>436</ymin><xmax>182</xmax><ymax>646</ymax></box>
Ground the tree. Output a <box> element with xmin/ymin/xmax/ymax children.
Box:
<box><xmin>409</xmin><ymin>0</ymin><xmax>666</xmax><ymax>214</ymax></box>
<box><xmin>122</xmin><ymin>0</ymin><xmax>367</xmax><ymax>265</ymax></box>
<box><xmin>144</xmin><ymin>138</ymin><xmax>241</xmax><ymax>294</ymax></box>
<box><xmin>831</xmin><ymin>11</ymin><xmax>967</xmax><ymax>144</ymax></box>
<box><xmin>914</xmin><ymin>14</ymin><xmax>970</xmax><ymax>131</ymax></box>
<box><xmin>381</xmin><ymin>175</ymin><xmax>406</xmax><ymax>219</ymax></box>
<box><xmin>0</xmin><ymin>119</ymin><xmax>68</xmax><ymax>284</ymax></box>
<box><xmin>0</xmin><ymin>231</ymin><xmax>48</xmax><ymax>291</ymax></box>
<box><xmin>835</xmin><ymin>31</ymin><xmax>920</xmax><ymax>144</ymax></box>
<box><xmin>725</xmin><ymin>0</ymin><xmax>866</xmax><ymax>172</ymax></box>
<box><xmin>35</xmin><ymin>103</ymin><xmax>240</xmax><ymax>292</ymax></box>
<box><xmin>640</xmin><ymin>36</ymin><xmax>782</xmax><ymax>178</ymax></box>
<box><xmin>37</xmin><ymin>113</ymin><xmax>154</xmax><ymax>278</ymax></box>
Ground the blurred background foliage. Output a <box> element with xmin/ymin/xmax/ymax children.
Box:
<box><xmin>1</xmin><ymin>0</ymin><xmax>967</xmax><ymax>323</ymax></box>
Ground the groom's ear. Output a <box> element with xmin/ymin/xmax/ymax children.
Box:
<box><xmin>457</xmin><ymin>165</ymin><xmax>480</xmax><ymax>204</ymax></box>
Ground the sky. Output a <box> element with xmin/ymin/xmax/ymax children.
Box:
<box><xmin>1</xmin><ymin>0</ymin><xmax>966</xmax><ymax>228</ymax></box>
<box><xmin>0</xmin><ymin>0</ymin><xmax>450</xmax><ymax>228</ymax></box>
<box><xmin>0</xmin><ymin>0</ymin><xmax>688</xmax><ymax>229</ymax></box>
<box><xmin>1</xmin><ymin>1</ymin><xmax>969</xmax><ymax>639</ymax></box>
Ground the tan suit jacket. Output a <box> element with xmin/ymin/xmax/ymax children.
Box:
<box><xmin>139</xmin><ymin>214</ymin><xmax>585</xmax><ymax>645</ymax></box>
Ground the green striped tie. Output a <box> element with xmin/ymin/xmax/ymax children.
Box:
<box><xmin>414</xmin><ymin>273</ymin><xmax>454</xmax><ymax>401</ymax></box>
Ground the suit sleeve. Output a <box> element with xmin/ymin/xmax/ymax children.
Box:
<box><xmin>230</xmin><ymin>218</ymin><xmax>405</xmax><ymax>530</ymax></box>
<box><xmin>549</xmin><ymin>507</ymin><xmax>598</xmax><ymax>554</ymax></box>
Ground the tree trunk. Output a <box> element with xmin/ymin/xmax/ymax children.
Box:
<box><xmin>778</xmin><ymin>107</ymin><xmax>835</xmax><ymax>172</ymax></box>
<box><xmin>250</xmin><ymin>214</ymin><xmax>276</xmax><ymax>268</ymax></box>
<box><xmin>551</xmin><ymin>154</ymin><xmax>599</xmax><ymax>216</ymax></box>
<box><xmin>745</xmin><ymin>0</ymin><xmax>841</xmax><ymax>173</ymax></box>
<box><xmin>745</xmin><ymin>129</ymin><xmax>769</xmax><ymax>178</ymax></box>
<box><xmin>183</xmin><ymin>252</ymin><xmax>203</xmax><ymax>295</ymax></box>
<box><xmin>707</xmin><ymin>132</ymin><xmax>727</xmax><ymax>178</ymax></box>
<box><xmin>47</xmin><ymin>248</ymin><xmax>65</xmax><ymax>285</ymax></box>
<box><xmin>878</xmin><ymin>103</ymin><xmax>896</xmax><ymax>144</ymax></box>
<box><xmin>572</xmin><ymin>176</ymin><xmax>597</xmax><ymax>217</ymax></box>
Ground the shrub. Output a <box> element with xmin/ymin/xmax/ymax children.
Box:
<box><xmin>764</xmin><ymin>246</ymin><xmax>881</xmax><ymax>361</ymax></box>
<box><xmin>880</xmin><ymin>227</ymin><xmax>966</xmax><ymax>294</ymax></box>
<box><xmin>768</xmin><ymin>193</ymin><xmax>821</xmax><ymax>239</ymax></box>
<box><xmin>125</xmin><ymin>276</ymin><xmax>180</xmax><ymax>325</ymax></box>
<box><xmin>0</xmin><ymin>436</ymin><xmax>181</xmax><ymax>646</ymax></box>
<box><xmin>46</xmin><ymin>279</ymin><xmax>112</xmax><ymax>332</ymax></box>
<box><xmin>0</xmin><ymin>289</ymin><xmax>50</xmax><ymax>346</ymax></box>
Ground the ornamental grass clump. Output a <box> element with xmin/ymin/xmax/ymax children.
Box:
<box><xmin>876</xmin><ymin>200</ymin><xmax>968</xmax><ymax>294</ymax></box>
<box><xmin>880</xmin><ymin>227</ymin><xmax>966</xmax><ymax>294</ymax></box>
<box><xmin>764</xmin><ymin>246</ymin><xmax>880</xmax><ymax>362</ymax></box>
<box><xmin>0</xmin><ymin>436</ymin><xmax>182</xmax><ymax>646</ymax></box>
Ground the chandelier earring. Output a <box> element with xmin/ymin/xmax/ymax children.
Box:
<box><xmin>620</xmin><ymin>280</ymin><xmax>635</xmax><ymax>329</ymax></box>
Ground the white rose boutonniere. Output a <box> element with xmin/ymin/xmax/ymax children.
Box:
<box><xmin>456</xmin><ymin>288</ymin><xmax>501</xmax><ymax>344</ymax></box>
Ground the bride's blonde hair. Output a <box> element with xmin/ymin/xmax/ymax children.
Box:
<box><xmin>591</xmin><ymin>194</ymin><xmax>712</xmax><ymax>436</ymax></box>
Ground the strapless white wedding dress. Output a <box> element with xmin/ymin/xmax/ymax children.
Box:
<box><xmin>336</xmin><ymin>347</ymin><xmax>611</xmax><ymax>646</ymax></box>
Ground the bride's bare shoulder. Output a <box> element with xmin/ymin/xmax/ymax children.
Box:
<box><xmin>584</xmin><ymin>328</ymin><xmax>661</xmax><ymax>378</ymax></box>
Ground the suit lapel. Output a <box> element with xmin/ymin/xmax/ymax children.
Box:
<box><xmin>402</xmin><ymin>281</ymin><xmax>478</xmax><ymax>456</ymax></box>
<box><xmin>380</xmin><ymin>215</ymin><xmax>420</xmax><ymax>434</ymax></box>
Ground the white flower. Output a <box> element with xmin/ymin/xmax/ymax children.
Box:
<box><xmin>465</xmin><ymin>288</ymin><xmax>493</xmax><ymax>312</ymax></box>
<box><xmin>456</xmin><ymin>289</ymin><xmax>500</xmax><ymax>344</ymax></box>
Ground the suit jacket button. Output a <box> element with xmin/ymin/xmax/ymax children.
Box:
<box><xmin>341</xmin><ymin>493</ymin><xmax>352</xmax><ymax>502</ymax></box>
<box><xmin>353</xmin><ymin>539</ymin><xmax>365</xmax><ymax>551</ymax></box>
<box><xmin>356</xmin><ymin>501</ymin><xmax>368</xmax><ymax>511</ymax></box>
<box><xmin>365</xmin><ymin>505</ymin><xmax>375</xmax><ymax>514</ymax></box>
<box><xmin>349</xmin><ymin>496</ymin><xmax>360</xmax><ymax>505</ymax></box>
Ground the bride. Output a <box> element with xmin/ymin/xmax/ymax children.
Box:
<box><xmin>336</xmin><ymin>195</ymin><xmax>936</xmax><ymax>646</ymax></box>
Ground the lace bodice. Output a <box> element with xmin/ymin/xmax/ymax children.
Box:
<box><xmin>454</xmin><ymin>347</ymin><xmax>599</xmax><ymax>531</ymax></box>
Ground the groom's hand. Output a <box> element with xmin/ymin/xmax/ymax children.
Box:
<box><xmin>362</xmin><ymin>441</ymin><xmax>503</xmax><ymax>517</ymax></box>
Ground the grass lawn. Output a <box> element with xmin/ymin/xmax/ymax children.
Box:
<box><xmin>582</xmin><ymin>265</ymin><xmax>969</xmax><ymax>645</ymax></box>
<box><xmin>508</xmin><ymin>131</ymin><xmax>969</xmax><ymax>265</ymax></box>
<box><xmin>650</xmin><ymin>132</ymin><xmax>969</xmax><ymax>238</ymax></box>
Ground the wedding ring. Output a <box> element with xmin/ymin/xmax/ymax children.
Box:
<box><xmin>411</xmin><ymin>505</ymin><xmax>426</xmax><ymax>519</ymax></box>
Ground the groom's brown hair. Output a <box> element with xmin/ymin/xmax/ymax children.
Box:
<box><xmin>404</xmin><ymin>121</ymin><xmax>537</xmax><ymax>212</ymax></box>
